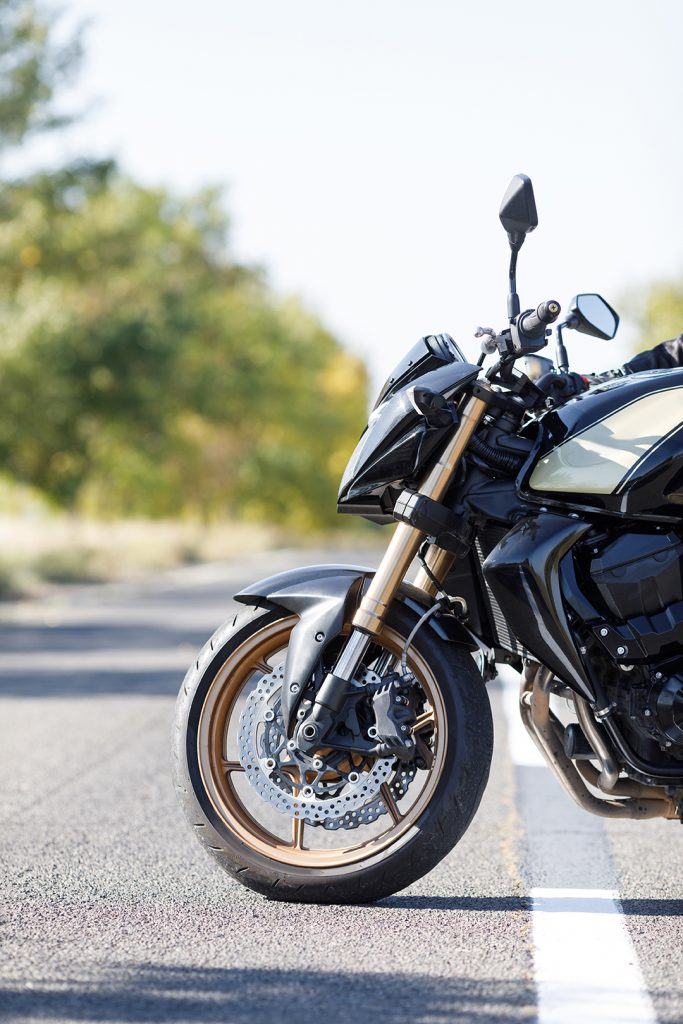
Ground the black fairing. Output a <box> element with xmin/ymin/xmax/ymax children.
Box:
<box><xmin>482</xmin><ymin>513</ymin><xmax>594</xmax><ymax>698</ymax></box>
<box><xmin>520</xmin><ymin>368</ymin><xmax>683</xmax><ymax>521</ymax></box>
<box><xmin>337</xmin><ymin>358</ymin><xmax>478</xmax><ymax>512</ymax></box>
<box><xmin>373</xmin><ymin>334</ymin><xmax>469</xmax><ymax>409</ymax></box>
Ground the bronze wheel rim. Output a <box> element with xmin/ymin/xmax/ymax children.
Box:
<box><xmin>197</xmin><ymin>616</ymin><xmax>447</xmax><ymax>868</ymax></box>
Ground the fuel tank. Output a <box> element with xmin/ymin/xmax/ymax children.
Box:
<box><xmin>520</xmin><ymin>368</ymin><xmax>683</xmax><ymax>520</ymax></box>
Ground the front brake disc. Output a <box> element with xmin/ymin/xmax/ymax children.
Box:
<box><xmin>238</xmin><ymin>665</ymin><xmax>396</xmax><ymax>827</ymax></box>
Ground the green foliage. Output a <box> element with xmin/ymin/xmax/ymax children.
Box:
<box><xmin>632</xmin><ymin>280</ymin><xmax>683</xmax><ymax>349</ymax></box>
<box><xmin>0</xmin><ymin>0</ymin><xmax>82</xmax><ymax>149</ymax></box>
<box><xmin>0</xmin><ymin>2</ymin><xmax>369</xmax><ymax>529</ymax></box>
<box><xmin>0</xmin><ymin>161</ymin><xmax>369</xmax><ymax>527</ymax></box>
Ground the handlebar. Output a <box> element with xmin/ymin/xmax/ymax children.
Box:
<box><xmin>519</xmin><ymin>299</ymin><xmax>561</xmax><ymax>339</ymax></box>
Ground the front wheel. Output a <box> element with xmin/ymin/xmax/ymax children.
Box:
<box><xmin>173</xmin><ymin>599</ymin><xmax>493</xmax><ymax>903</ymax></box>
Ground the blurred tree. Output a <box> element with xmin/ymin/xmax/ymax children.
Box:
<box><xmin>632</xmin><ymin>280</ymin><xmax>683</xmax><ymax>348</ymax></box>
<box><xmin>0</xmin><ymin>162</ymin><xmax>369</xmax><ymax>526</ymax></box>
<box><xmin>0</xmin><ymin>1</ymin><xmax>369</xmax><ymax>528</ymax></box>
<box><xmin>0</xmin><ymin>0</ymin><xmax>82</xmax><ymax>149</ymax></box>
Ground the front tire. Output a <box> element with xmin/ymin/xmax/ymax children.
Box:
<box><xmin>173</xmin><ymin>599</ymin><xmax>493</xmax><ymax>903</ymax></box>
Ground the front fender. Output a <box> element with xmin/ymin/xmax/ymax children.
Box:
<box><xmin>235</xmin><ymin>563</ymin><xmax>476</xmax><ymax>724</ymax></box>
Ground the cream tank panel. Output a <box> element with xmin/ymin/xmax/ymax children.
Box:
<box><xmin>529</xmin><ymin>386</ymin><xmax>683</xmax><ymax>495</ymax></box>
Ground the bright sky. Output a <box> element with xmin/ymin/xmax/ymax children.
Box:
<box><xmin>21</xmin><ymin>0</ymin><xmax>683</xmax><ymax>387</ymax></box>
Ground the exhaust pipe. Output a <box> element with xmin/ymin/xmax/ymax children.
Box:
<box><xmin>518</xmin><ymin>663</ymin><xmax>676</xmax><ymax>820</ymax></box>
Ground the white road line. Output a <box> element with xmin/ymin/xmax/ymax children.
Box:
<box><xmin>499</xmin><ymin>668</ymin><xmax>657</xmax><ymax>1024</ymax></box>
<box><xmin>532</xmin><ymin>888</ymin><xmax>656</xmax><ymax>1024</ymax></box>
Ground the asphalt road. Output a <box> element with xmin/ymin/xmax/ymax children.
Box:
<box><xmin>0</xmin><ymin>546</ymin><xmax>681</xmax><ymax>1024</ymax></box>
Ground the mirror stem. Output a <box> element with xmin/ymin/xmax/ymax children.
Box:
<box><xmin>507</xmin><ymin>249</ymin><xmax>520</xmax><ymax>320</ymax></box>
<box><xmin>556</xmin><ymin>323</ymin><xmax>569</xmax><ymax>373</ymax></box>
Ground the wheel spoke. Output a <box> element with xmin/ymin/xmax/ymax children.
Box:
<box><xmin>412</xmin><ymin>710</ymin><xmax>435</xmax><ymax>734</ymax></box>
<box><xmin>254</xmin><ymin>660</ymin><xmax>271</xmax><ymax>677</ymax></box>
<box><xmin>222</xmin><ymin>759</ymin><xmax>245</xmax><ymax>773</ymax></box>
<box><xmin>292</xmin><ymin>815</ymin><xmax>305</xmax><ymax>849</ymax></box>
<box><xmin>380</xmin><ymin>783</ymin><xmax>403</xmax><ymax>824</ymax></box>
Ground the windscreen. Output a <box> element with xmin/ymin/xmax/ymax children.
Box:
<box><xmin>374</xmin><ymin>333</ymin><xmax>467</xmax><ymax>409</ymax></box>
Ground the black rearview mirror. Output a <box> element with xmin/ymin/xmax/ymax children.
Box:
<box><xmin>568</xmin><ymin>294</ymin><xmax>619</xmax><ymax>340</ymax></box>
<box><xmin>499</xmin><ymin>174</ymin><xmax>538</xmax><ymax>252</ymax></box>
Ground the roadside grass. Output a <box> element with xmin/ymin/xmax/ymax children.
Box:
<box><xmin>0</xmin><ymin>515</ymin><xmax>382</xmax><ymax>599</ymax></box>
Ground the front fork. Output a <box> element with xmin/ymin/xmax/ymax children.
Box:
<box><xmin>296</xmin><ymin>389</ymin><xmax>490</xmax><ymax>752</ymax></box>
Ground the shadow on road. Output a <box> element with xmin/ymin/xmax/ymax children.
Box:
<box><xmin>619</xmin><ymin>898</ymin><xmax>683</xmax><ymax>918</ymax></box>
<box><xmin>382</xmin><ymin>897</ymin><xmax>683</xmax><ymax>921</ymax></box>
<box><xmin>0</xmin><ymin>622</ymin><xmax>209</xmax><ymax>653</ymax></box>
<box><xmin>380</xmin><ymin>895</ymin><xmax>531</xmax><ymax>912</ymax></box>
<box><xmin>0</xmin><ymin>669</ymin><xmax>184</xmax><ymax>697</ymax></box>
<box><xmin>382</xmin><ymin>894</ymin><xmax>683</xmax><ymax>917</ymax></box>
<box><xmin>1</xmin><ymin>964</ymin><xmax>536</xmax><ymax>1023</ymax></box>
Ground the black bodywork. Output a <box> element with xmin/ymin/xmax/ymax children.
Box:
<box><xmin>337</xmin><ymin>335</ymin><xmax>479</xmax><ymax>522</ymax></box>
<box><xmin>482</xmin><ymin>513</ymin><xmax>593</xmax><ymax>697</ymax></box>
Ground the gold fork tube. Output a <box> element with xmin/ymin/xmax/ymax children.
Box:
<box><xmin>420</xmin><ymin>390</ymin><xmax>490</xmax><ymax>501</ymax></box>
<box><xmin>351</xmin><ymin>521</ymin><xmax>425</xmax><ymax>635</ymax></box>
<box><xmin>352</xmin><ymin>389</ymin><xmax>490</xmax><ymax>634</ymax></box>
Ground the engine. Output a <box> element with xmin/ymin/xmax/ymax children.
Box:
<box><xmin>588</xmin><ymin>530</ymin><xmax>683</xmax><ymax>761</ymax></box>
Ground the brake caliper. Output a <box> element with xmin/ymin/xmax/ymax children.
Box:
<box><xmin>369</xmin><ymin>673</ymin><xmax>419</xmax><ymax>761</ymax></box>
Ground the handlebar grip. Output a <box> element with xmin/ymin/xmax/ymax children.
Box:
<box><xmin>519</xmin><ymin>299</ymin><xmax>561</xmax><ymax>339</ymax></box>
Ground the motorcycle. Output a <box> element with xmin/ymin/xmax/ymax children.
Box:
<box><xmin>173</xmin><ymin>174</ymin><xmax>683</xmax><ymax>903</ymax></box>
